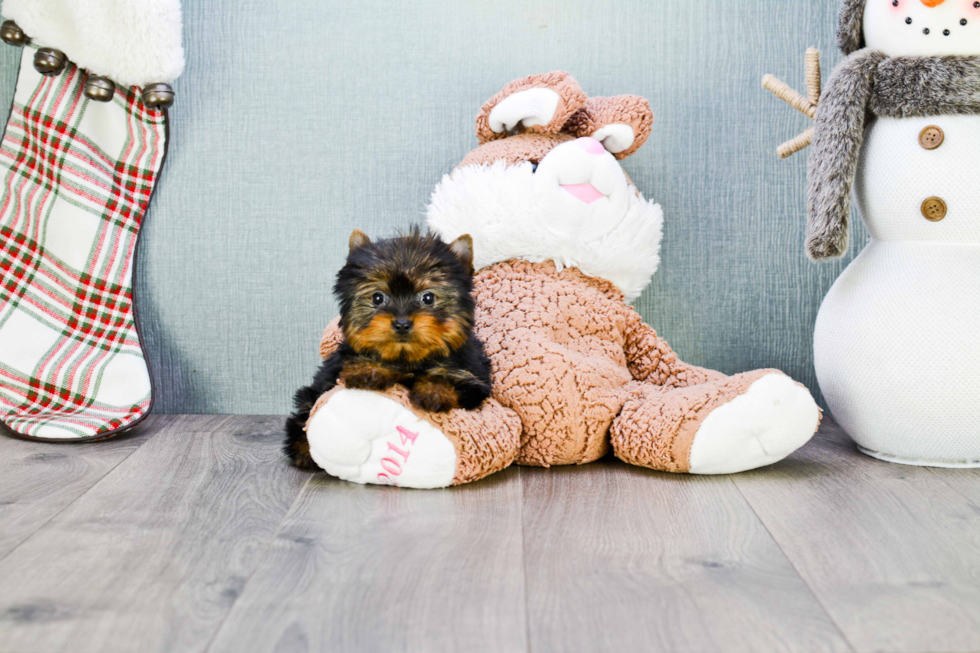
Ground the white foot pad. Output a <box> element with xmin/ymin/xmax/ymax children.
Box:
<box><xmin>689</xmin><ymin>374</ymin><xmax>820</xmax><ymax>475</ymax></box>
<box><xmin>306</xmin><ymin>389</ymin><xmax>457</xmax><ymax>488</ymax></box>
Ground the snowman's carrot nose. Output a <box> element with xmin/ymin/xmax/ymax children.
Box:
<box><xmin>920</xmin><ymin>0</ymin><xmax>947</xmax><ymax>6</ymax></box>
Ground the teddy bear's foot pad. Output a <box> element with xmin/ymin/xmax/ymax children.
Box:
<box><xmin>688</xmin><ymin>373</ymin><xmax>820</xmax><ymax>475</ymax></box>
<box><xmin>306</xmin><ymin>389</ymin><xmax>457</xmax><ymax>488</ymax></box>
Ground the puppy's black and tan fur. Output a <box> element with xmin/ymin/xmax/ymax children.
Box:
<box><xmin>284</xmin><ymin>228</ymin><xmax>492</xmax><ymax>470</ymax></box>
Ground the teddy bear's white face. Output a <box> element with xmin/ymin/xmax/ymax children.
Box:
<box><xmin>530</xmin><ymin>137</ymin><xmax>634</xmax><ymax>241</ymax></box>
<box><xmin>863</xmin><ymin>0</ymin><xmax>980</xmax><ymax>57</ymax></box>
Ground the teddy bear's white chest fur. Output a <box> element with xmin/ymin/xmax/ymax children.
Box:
<box><xmin>427</xmin><ymin>158</ymin><xmax>664</xmax><ymax>302</ymax></box>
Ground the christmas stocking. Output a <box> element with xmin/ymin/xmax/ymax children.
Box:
<box><xmin>0</xmin><ymin>1</ymin><xmax>183</xmax><ymax>441</ymax></box>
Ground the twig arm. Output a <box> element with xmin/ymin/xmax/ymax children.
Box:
<box><xmin>762</xmin><ymin>48</ymin><xmax>822</xmax><ymax>158</ymax></box>
<box><xmin>778</xmin><ymin>127</ymin><xmax>814</xmax><ymax>159</ymax></box>
<box><xmin>762</xmin><ymin>74</ymin><xmax>816</xmax><ymax>119</ymax></box>
<box><xmin>805</xmin><ymin>48</ymin><xmax>821</xmax><ymax>104</ymax></box>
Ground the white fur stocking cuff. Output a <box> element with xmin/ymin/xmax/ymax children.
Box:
<box><xmin>3</xmin><ymin>0</ymin><xmax>184</xmax><ymax>87</ymax></box>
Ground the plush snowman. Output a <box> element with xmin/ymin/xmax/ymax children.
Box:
<box><xmin>807</xmin><ymin>0</ymin><xmax>980</xmax><ymax>466</ymax></box>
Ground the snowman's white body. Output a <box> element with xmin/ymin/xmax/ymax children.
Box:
<box><xmin>814</xmin><ymin>114</ymin><xmax>980</xmax><ymax>465</ymax></box>
<box><xmin>812</xmin><ymin>0</ymin><xmax>980</xmax><ymax>466</ymax></box>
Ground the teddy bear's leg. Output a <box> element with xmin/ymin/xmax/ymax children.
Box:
<box><xmin>611</xmin><ymin>370</ymin><xmax>820</xmax><ymax>474</ymax></box>
<box><xmin>304</xmin><ymin>385</ymin><xmax>522</xmax><ymax>488</ymax></box>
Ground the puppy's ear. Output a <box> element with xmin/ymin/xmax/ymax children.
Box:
<box><xmin>448</xmin><ymin>235</ymin><xmax>474</xmax><ymax>275</ymax></box>
<box><xmin>349</xmin><ymin>230</ymin><xmax>372</xmax><ymax>253</ymax></box>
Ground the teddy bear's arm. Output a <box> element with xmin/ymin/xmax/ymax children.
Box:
<box><xmin>622</xmin><ymin>308</ymin><xmax>725</xmax><ymax>388</ymax></box>
<box><xmin>319</xmin><ymin>317</ymin><xmax>344</xmax><ymax>360</ymax></box>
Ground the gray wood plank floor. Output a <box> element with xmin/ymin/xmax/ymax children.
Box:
<box><xmin>521</xmin><ymin>463</ymin><xmax>849</xmax><ymax>653</ymax></box>
<box><xmin>0</xmin><ymin>417</ymin><xmax>168</xmax><ymax>561</ymax></box>
<box><xmin>0</xmin><ymin>415</ymin><xmax>978</xmax><ymax>653</ymax></box>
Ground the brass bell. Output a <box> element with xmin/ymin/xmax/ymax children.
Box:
<box><xmin>142</xmin><ymin>83</ymin><xmax>175</xmax><ymax>110</ymax></box>
<box><xmin>34</xmin><ymin>47</ymin><xmax>67</xmax><ymax>76</ymax></box>
<box><xmin>84</xmin><ymin>76</ymin><xmax>115</xmax><ymax>102</ymax></box>
<box><xmin>0</xmin><ymin>20</ymin><xmax>28</xmax><ymax>47</ymax></box>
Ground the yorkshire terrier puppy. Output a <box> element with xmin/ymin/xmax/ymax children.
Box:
<box><xmin>284</xmin><ymin>228</ymin><xmax>493</xmax><ymax>470</ymax></box>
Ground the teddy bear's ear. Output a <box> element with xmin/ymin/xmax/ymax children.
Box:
<box><xmin>563</xmin><ymin>95</ymin><xmax>654</xmax><ymax>160</ymax></box>
<box><xmin>475</xmin><ymin>71</ymin><xmax>587</xmax><ymax>145</ymax></box>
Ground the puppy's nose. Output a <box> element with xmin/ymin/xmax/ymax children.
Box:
<box><xmin>393</xmin><ymin>318</ymin><xmax>413</xmax><ymax>335</ymax></box>
<box><xmin>575</xmin><ymin>137</ymin><xmax>606</xmax><ymax>155</ymax></box>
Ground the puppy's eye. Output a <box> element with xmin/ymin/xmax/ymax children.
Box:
<box><xmin>371</xmin><ymin>292</ymin><xmax>386</xmax><ymax>306</ymax></box>
<box><xmin>420</xmin><ymin>292</ymin><xmax>435</xmax><ymax>306</ymax></box>
<box><xmin>530</xmin><ymin>162</ymin><xmax>539</xmax><ymax>173</ymax></box>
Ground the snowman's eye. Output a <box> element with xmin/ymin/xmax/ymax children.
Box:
<box><xmin>892</xmin><ymin>0</ymin><xmax>898</xmax><ymax>5</ymax></box>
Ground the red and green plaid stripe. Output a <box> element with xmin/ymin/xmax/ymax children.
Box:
<box><xmin>0</xmin><ymin>47</ymin><xmax>167</xmax><ymax>440</ymax></box>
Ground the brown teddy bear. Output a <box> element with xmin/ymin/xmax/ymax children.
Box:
<box><xmin>304</xmin><ymin>71</ymin><xmax>821</xmax><ymax>488</ymax></box>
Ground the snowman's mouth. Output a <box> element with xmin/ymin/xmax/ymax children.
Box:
<box><xmin>905</xmin><ymin>15</ymin><xmax>971</xmax><ymax>37</ymax></box>
<box><xmin>919</xmin><ymin>25</ymin><xmax>956</xmax><ymax>35</ymax></box>
<box><xmin>561</xmin><ymin>183</ymin><xmax>605</xmax><ymax>204</ymax></box>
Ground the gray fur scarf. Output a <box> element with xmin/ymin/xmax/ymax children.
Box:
<box><xmin>805</xmin><ymin>52</ymin><xmax>980</xmax><ymax>259</ymax></box>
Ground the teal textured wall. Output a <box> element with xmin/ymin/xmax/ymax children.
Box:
<box><xmin>0</xmin><ymin>0</ymin><xmax>866</xmax><ymax>414</ymax></box>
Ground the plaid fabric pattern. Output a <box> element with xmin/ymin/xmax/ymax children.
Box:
<box><xmin>0</xmin><ymin>48</ymin><xmax>167</xmax><ymax>440</ymax></box>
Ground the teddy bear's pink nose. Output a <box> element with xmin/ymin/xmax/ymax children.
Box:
<box><xmin>576</xmin><ymin>137</ymin><xmax>606</xmax><ymax>155</ymax></box>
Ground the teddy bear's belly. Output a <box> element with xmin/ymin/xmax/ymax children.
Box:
<box><xmin>814</xmin><ymin>240</ymin><xmax>980</xmax><ymax>465</ymax></box>
<box><xmin>488</xmin><ymin>329</ymin><xmax>633</xmax><ymax>467</ymax></box>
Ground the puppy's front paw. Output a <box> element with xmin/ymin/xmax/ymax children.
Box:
<box><xmin>455</xmin><ymin>381</ymin><xmax>491</xmax><ymax>411</ymax></box>
<box><xmin>409</xmin><ymin>378</ymin><xmax>459</xmax><ymax>413</ymax></box>
<box><xmin>340</xmin><ymin>360</ymin><xmax>400</xmax><ymax>391</ymax></box>
<box><xmin>289</xmin><ymin>440</ymin><xmax>319</xmax><ymax>471</ymax></box>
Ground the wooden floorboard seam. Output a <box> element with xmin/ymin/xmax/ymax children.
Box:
<box><xmin>728</xmin><ymin>476</ymin><xmax>859</xmax><ymax>653</ymax></box>
<box><xmin>517</xmin><ymin>466</ymin><xmax>533</xmax><ymax>653</ymax></box>
<box><xmin>201</xmin><ymin>472</ymin><xmax>314</xmax><ymax>653</ymax></box>
<box><xmin>924</xmin><ymin>466</ymin><xmax>980</xmax><ymax>505</ymax></box>
<box><xmin>0</xmin><ymin>423</ymin><xmax>164</xmax><ymax>567</ymax></box>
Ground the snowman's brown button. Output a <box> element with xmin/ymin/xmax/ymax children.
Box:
<box><xmin>921</xmin><ymin>197</ymin><xmax>947</xmax><ymax>222</ymax></box>
<box><xmin>919</xmin><ymin>126</ymin><xmax>944</xmax><ymax>150</ymax></box>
